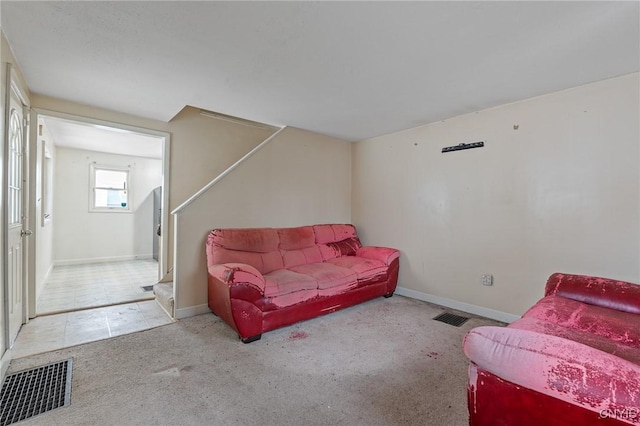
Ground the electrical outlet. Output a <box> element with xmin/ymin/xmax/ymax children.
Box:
<box><xmin>482</xmin><ymin>274</ymin><xmax>493</xmax><ymax>286</ymax></box>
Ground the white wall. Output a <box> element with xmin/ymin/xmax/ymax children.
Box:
<box><xmin>174</xmin><ymin>127</ymin><xmax>352</xmax><ymax>315</ymax></box>
<box><xmin>34</xmin><ymin>119</ymin><xmax>56</xmax><ymax>294</ymax></box>
<box><xmin>352</xmin><ymin>73</ymin><xmax>639</xmax><ymax>319</ymax></box>
<box><xmin>53</xmin><ymin>147</ymin><xmax>162</xmax><ymax>263</ymax></box>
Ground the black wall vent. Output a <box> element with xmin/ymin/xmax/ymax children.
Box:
<box><xmin>433</xmin><ymin>312</ymin><xmax>470</xmax><ymax>327</ymax></box>
<box><xmin>1</xmin><ymin>358</ymin><xmax>72</xmax><ymax>426</ymax></box>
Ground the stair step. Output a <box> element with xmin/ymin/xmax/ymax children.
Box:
<box><xmin>153</xmin><ymin>282</ymin><xmax>174</xmax><ymax>318</ymax></box>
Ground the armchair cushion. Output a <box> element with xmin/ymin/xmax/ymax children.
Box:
<box><xmin>464</xmin><ymin>326</ymin><xmax>640</xmax><ymax>415</ymax></box>
<box><xmin>545</xmin><ymin>272</ymin><xmax>640</xmax><ymax>315</ymax></box>
<box><xmin>521</xmin><ymin>295</ymin><xmax>640</xmax><ymax>349</ymax></box>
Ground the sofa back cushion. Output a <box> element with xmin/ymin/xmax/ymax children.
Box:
<box><xmin>207</xmin><ymin>228</ymin><xmax>283</xmax><ymax>274</ymax></box>
<box><xmin>206</xmin><ymin>224</ymin><xmax>362</xmax><ymax>273</ymax></box>
<box><xmin>277</xmin><ymin>227</ymin><xmax>321</xmax><ymax>268</ymax></box>
<box><xmin>210</xmin><ymin>228</ymin><xmax>279</xmax><ymax>253</ymax></box>
<box><xmin>313</xmin><ymin>224</ymin><xmax>358</xmax><ymax>244</ymax></box>
<box><xmin>210</xmin><ymin>248</ymin><xmax>284</xmax><ymax>275</ymax></box>
<box><xmin>278</xmin><ymin>227</ymin><xmax>315</xmax><ymax>250</ymax></box>
<box><xmin>314</xmin><ymin>224</ymin><xmax>362</xmax><ymax>261</ymax></box>
<box><xmin>281</xmin><ymin>246</ymin><xmax>323</xmax><ymax>269</ymax></box>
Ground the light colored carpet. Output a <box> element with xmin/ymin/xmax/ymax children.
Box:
<box><xmin>8</xmin><ymin>295</ymin><xmax>502</xmax><ymax>425</ymax></box>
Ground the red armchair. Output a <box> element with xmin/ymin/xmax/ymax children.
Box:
<box><xmin>464</xmin><ymin>273</ymin><xmax>640</xmax><ymax>425</ymax></box>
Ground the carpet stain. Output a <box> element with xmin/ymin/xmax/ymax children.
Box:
<box><xmin>289</xmin><ymin>331</ymin><xmax>309</xmax><ymax>340</ymax></box>
<box><xmin>427</xmin><ymin>351</ymin><xmax>440</xmax><ymax>359</ymax></box>
<box><xmin>152</xmin><ymin>367</ymin><xmax>181</xmax><ymax>377</ymax></box>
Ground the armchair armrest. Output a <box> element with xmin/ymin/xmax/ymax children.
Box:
<box><xmin>356</xmin><ymin>246</ymin><xmax>400</xmax><ymax>266</ymax></box>
<box><xmin>208</xmin><ymin>263</ymin><xmax>265</xmax><ymax>294</ymax></box>
<box><xmin>545</xmin><ymin>273</ymin><xmax>640</xmax><ymax>315</ymax></box>
<box><xmin>464</xmin><ymin>326</ymin><xmax>640</xmax><ymax>416</ymax></box>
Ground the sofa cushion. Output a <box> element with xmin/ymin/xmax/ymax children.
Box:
<box><xmin>318</xmin><ymin>283</ymin><xmax>359</xmax><ymax>297</ymax></box>
<box><xmin>313</xmin><ymin>224</ymin><xmax>358</xmax><ymax>244</ymax></box>
<box><xmin>210</xmin><ymin>248</ymin><xmax>284</xmax><ymax>275</ymax></box>
<box><xmin>268</xmin><ymin>289</ymin><xmax>318</xmax><ymax>308</ymax></box>
<box><xmin>510</xmin><ymin>316</ymin><xmax>640</xmax><ymax>365</ymax></box>
<box><xmin>264</xmin><ymin>269</ymin><xmax>318</xmax><ymax>297</ymax></box>
<box><xmin>325</xmin><ymin>256</ymin><xmax>387</xmax><ymax>283</ymax></box>
<box><xmin>281</xmin><ymin>246</ymin><xmax>323</xmax><ymax>269</ymax></box>
<box><xmin>289</xmin><ymin>263</ymin><xmax>357</xmax><ymax>290</ymax></box>
<box><xmin>209</xmin><ymin>228</ymin><xmax>279</xmax><ymax>253</ymax></box>
<box><xmin>277</xmin><ymin>226</ymin><xmax>315</xmax><ymax>250</ymax></box>
<box><xmin>522</xmin><ymin>295</ymin><xmax>640</xmax><ymax>349</ymax></box>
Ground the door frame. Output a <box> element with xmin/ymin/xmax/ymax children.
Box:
<box><xmin>2</xmin><ymin>63</ymin><xmax>30</xmax><ymax>352</ymax></box>
<box><xmin>26</xmin><ymin>109</ymin><xmax>171</xmax><ymax>318</ymax></box>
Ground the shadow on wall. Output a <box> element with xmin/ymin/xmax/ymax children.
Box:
<box><xmin>134</xmin><ymin>190</ymin><xmax>155</xmax><ymax>259</ymax></box>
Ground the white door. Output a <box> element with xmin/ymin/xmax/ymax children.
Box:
<box><xmin>6</xmin><ymin>87</ymin><xmax>27</xmax><ymax>348</ymax></box>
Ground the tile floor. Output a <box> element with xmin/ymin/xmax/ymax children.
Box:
<box><xmin>37</xmin><ymin>259</ymin><xmax>159</xmax><ymax>314</ymax></box>
<box><xmin>11</xmin><ymin>300</ymin><xmax>173</xmax><ymax>359</ymax></box>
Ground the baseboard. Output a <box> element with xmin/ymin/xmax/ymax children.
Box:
<box><xmin>395</xmin><ymin>286</ymin><xmax>520</xmax><ymax>324</ymax></box>
<box><xmin>54</xmin><ymin>254</ymin><xmax>154</xmax><ymax>266</ymax></box>
<box><xmin>174</xmin><ymin>304</ymin><xmax>211</xmax><ymax>319</ymax></box>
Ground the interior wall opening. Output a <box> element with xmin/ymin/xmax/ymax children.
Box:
<box><xmin>28</xmin><ymin>110</ymin><xmax>170</xmax><ymax>318</ymax></box>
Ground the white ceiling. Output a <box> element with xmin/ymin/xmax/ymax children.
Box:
<box><xmin>2</xmin><ymin>2</ymin><xmax>639</xmax><ymax>141</ymax></box>
<box><xmin>41</xmin><ymin>116</ymin><xmax>164</xmax><ymax>160</ymax></box>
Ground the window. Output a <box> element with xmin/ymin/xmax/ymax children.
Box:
<box><xmin>90</xmin><ymin>164</ymin><xmax>132</xmax><ymax>212</ymax></box>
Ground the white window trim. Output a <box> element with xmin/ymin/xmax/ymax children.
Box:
<box><xmin>89</xmin><ymin>163</ymin><xmax>133</xmax><ymax>213</ymax></box>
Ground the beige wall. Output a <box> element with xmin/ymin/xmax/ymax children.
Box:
<box><xmin>352</xmin><ymin>73</ymin><xmax>640</xmax><ymax>319</ymax></box>
<box><xmin>174</xmin><ymin>127</ymin><xmax>352</xmax><ymax>315</ymax></box>
<box><xmin>30</xmin><ymin>97</ymin><xmax>273</xmax><ymax>274</ymax></box>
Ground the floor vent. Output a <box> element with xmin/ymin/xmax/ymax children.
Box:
<box><xmin>433</xmin><ymin>312</ymin><xmax>470</xmax><ymax>327</ymax></box>
<box><xmin>1</xmin><ymin>358</ymin><xmax>72</xmax><ymax>426</ymax></box>
<box><xmin>141</xmin><ymin>285</ymin><xmax>154</xmax><ymax>292</ymax></box>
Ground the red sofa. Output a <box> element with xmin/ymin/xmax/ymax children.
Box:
<box><xmin>206</xmin><ymin>224</ymin><xmax>400</xmax><ymax>342</ymax></box>
<box><xmin>463</xmin><ymin>273</ymin><xmax>640</xmax><ymax>425</ymax></box>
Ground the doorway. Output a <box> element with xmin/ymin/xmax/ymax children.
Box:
<box><xmin>27</xmin><ymin>110</ymin><xmax>170</xmax><ymax>318</ymax></box>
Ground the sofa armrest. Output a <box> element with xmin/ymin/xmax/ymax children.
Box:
<box><xmin>356</xmin><ymin>246</ymin><xmax>400</xmax><ymax>265</ymax></box>
<box><xmin>208</xmin><ymin>263</ymin><xmax>265</xmax><ymax>294</ymax></box>
<box><xmin>545</xmin><ymin>273</ymin><xmax>640</xmax><ymax>315</ymax></box>
<box><xmin>464</xmin><ymin>326</ymin><xmax>640</xmax><ymax>416</ymax></box>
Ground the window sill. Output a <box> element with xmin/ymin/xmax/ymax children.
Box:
<box><xmin>89</xmin><ymin>208</ymin><xmax>132</xmax><ymax>214</ymax></box>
